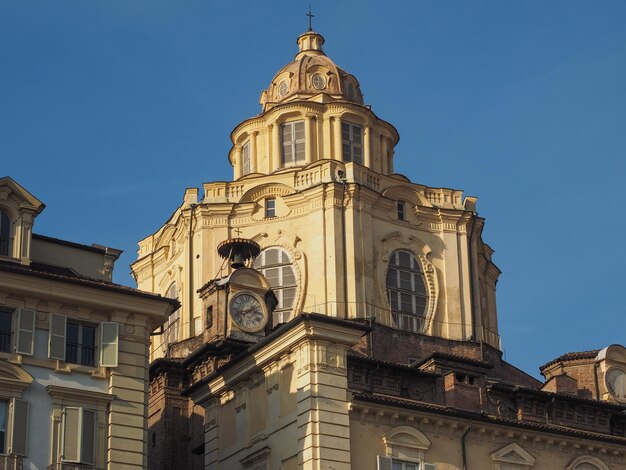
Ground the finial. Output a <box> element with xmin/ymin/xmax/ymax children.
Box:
<box><xmin>306</xmin><ymin>5</ymin><xmax>315</xmax><ymax>32</ymax></box>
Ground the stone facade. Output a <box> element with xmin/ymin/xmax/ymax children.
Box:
<box><xmin>133</xmin><ymin>29</ymin><xmax>626</xmax><ymax>470</ymax></box>
<box><xmin>0</xmin><ymin>177</ymin><xmax>177</xmax><ymax>470</ymax></box>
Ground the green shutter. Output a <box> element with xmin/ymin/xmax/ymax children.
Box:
<box><xmin>15</xmin><ymin>308</ymin><xmax>35</xmax><ymax>355</ymax></box>
<box><xmin>62</xmin><ymin>407</ymin><xmax>81</xmax><ymax>462</ymax></box>
<box><xmin>48</xmin><ymin>313</ymin><xmax>67</xmax><ymax>360</ymax></box>
<box><xmin>9</xmin><ymin>398</ymin><xmax>28</xmax><ymax>456</ymax></box>
<box><xmin>377</xmin><ymin>456</ymin><xmax>393</xmax><ymax>470</ymax></box>
<box><xmin>99</xmin><ymin>322</ymin><xmax>119</xmax><ymax>367</ymax></box>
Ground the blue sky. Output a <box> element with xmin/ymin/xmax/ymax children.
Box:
<box><xmin>2</xmin><ymin>1</ymin><xmax>625</xmax><ymax>378</ymax></box>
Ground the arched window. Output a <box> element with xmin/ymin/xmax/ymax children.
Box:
<box><xmin>386</xmin><ymin>250</ymin><xmax>428</xmax><ymax>332</ymax></box>
<box><xmin>567</xmin><ymin>456</ymin><xmax>611</xmax><ymax>470</ymax></box>
<box><xmin>254</xmin><ymin>247</ymin><xmax>297</xmax><ymax>324</ymax></box>
<box><xmin>0</xmin><ymin>211</ymin><xmax>11</xmax><ymax>257</ymax></box>
<box><xmin>164</xmin><ymin>283</ymin><xmax>180</xmax><ymax>344</ymax></box>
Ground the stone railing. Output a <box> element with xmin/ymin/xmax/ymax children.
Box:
<box><xmin>46</xmin><ymin>463</ymin><xmax>103</xmax><ymax>470</ymax></box>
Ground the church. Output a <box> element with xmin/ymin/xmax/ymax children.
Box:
<box><xmin>131</xmin><ymin>26</ymin><xmax>626</xmax><ymax>470</ymax></box>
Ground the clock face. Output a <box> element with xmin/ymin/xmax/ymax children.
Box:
<box><xmin>606</xmin><ymin>367</ymin><xmax>626</xmax><ymax>402</ymax></box>
<box><xmin>230</xmin><ymin>292</ymin><xmax>267</xmax><ymax>333</ymax></box>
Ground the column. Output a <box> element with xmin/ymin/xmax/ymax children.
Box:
<box><xmin>333</xmin><ymin>116</ymin><xmax>342</xmax><ymax>161</ymax></box>
<box><xmin>250</xmin><ymin>131</ymin><xmax>258</xmax><ymax>173</ymax></box>
<box><xmin>388</xmin><ymin>147</ymin><xmax>394</xmax><ymax>174</ymax></box>
<box><xmin>323</xmin><ymin>115</ymin><xmax>332</xmax><ymax>159</ymax></box>
<box><xmin>234</xmin><ymin>145</ymin><xmax>242</xmax><ymax>179</ymax></box>
<box><xmin>363</xmin><ymin>126</ymin><xmax>371</xmax><ymax>168</ymax></box>
<box><xmin>304</xmin><ymin>114</ymin><xmax>313</xmax><ymax>164</ymax></box>
<box><xmin>380</xmin><ymin>136</ymin><xmax>388</xmax><ymax>174</ymax></box>
<box><xmin>272</xmin><ymin>123</ymin><xmax>281</xmax><ymax>171</ymax></box>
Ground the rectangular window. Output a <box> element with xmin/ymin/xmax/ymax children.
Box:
<box><xmin>377</xmin><ymin>456</ymin><xmax>435</xmax><ymax>470</ymax></box>
<box><xmin>265</xmin><ymin>198</ymin><xmax>276</xmax><ymax>218</ymax></box>
<box><xmin>342</xmin><ymin>122</ymin><xmax>363</xmax><ymax>164</ymax></box>
<box><xmin>242</xmin><ymin>141</ymin><xmax>251</xmax><ymax>175</ymax></box>
<box><xmin>66</xmin><ymin>322</ymin><xmax>96</xmax><ymax>367</ymax></box>
<box><xmin>397</xmin><ymin>201</ymin><xmax>406</xmax><ymax>221</ymax></box>
<box><xmin>281</xmin><ymin>121</ymin><xmax>305</xmax><ymax>167</ymax></box>
<box><xmin>0</xmin><ymin>310</ymin><xmax>11</xmax><ymax>353</ymax></box>
<box><xmin>62</xmin><ymin>407</ymin><xmax>96</xmax><ymax>465</ymax></box>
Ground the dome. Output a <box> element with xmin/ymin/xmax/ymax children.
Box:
<box><xmin>260</xmin><ymin>31</ymin><xmax>364</xmax><ymax>111</ymax></box>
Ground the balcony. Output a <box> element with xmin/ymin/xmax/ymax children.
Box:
<box><xmin>47</xmin><ymin>464</ymin><xmax>103</xmax><ymax>470</ymax></box>
<box><xmin>0</xmin><ymin>454</ymin><xmax>23</xmax><ymax>470</ymax></box>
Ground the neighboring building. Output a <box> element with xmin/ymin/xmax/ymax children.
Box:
<box><xmin>132</xmin><ymin>29</ymin><xmax>626</xmax><ymax>470</ymax></box>
<box><xmin>0</xmin><ymin>177</ymin><xmax>178</xmax><ymax>470</ymax></box>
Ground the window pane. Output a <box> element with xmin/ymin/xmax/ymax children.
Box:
<box><xmin>265</xmin><ymin>268</ymin><xmax>280</xmax><ymax>286</ymax></box>
<box><xmin>0</xmin><ymin>311</ymin><xmax>11</xmax><ymax>353</ymax></box>
<box><xmin>0</xmin><ymin>400</ymin><xmax>6</xmax><ymax>454</ymax></box>
<box><xmin>82</xmin><ymin>410</ymin><xmax>96</xmax><ymax>465</ymax></box>
<box><xmin>386</xmin><ymin>250</ymin><xmax>429</xmax><ymax>331</ymax></box>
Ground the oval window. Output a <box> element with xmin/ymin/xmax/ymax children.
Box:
<box><xmin>311</xmin><ymin>73</ymin><xmax>326</xmax><ymax>90</ymax></box>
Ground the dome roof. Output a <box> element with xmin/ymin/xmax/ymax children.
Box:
<box><xmin>260</xmin><ymin>31</ymin><xmax>364</xmax><ymax>111</ymax></box>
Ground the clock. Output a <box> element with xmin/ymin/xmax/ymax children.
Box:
<box><xmin>606</xmin><ymin>367</ymin><xmax>626</xmax><ymax>403</ymax></box>
<box><xmin>229</xmin><ymin>292</ymin><xmax>267</xmax><ymax>333</ymax></box>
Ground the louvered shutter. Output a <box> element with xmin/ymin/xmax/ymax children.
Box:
<box><xmin>15</xmin><ymin>308</ymin><xmax>35</xmax><ymax>355</ymax></box>
<box><xmin>9</xmin><ymin>398</ymin><xmax>28</xmax><ymax>456</ymax></box>
<box><xmin>99</xmin><ymin>322</ymin><xmax>119</xmax><ymax>367</ymax></box>
<box><xmin>377</xmin><ymin>456</ymin><xmax>393</xmax><ymax>470</ymax></box>
<box><xmin>81</xmin><ymin>410</ymin><xmax>96</xmax><ymax>465</ymax></box>
<box><xmin>62</xmin><ymin>407</ymin><xmax>81</xmax><ymax>462</ymax></box>
<box><xmin>48</xmin><ymin>313</ymin><xmax>67</xmax><ymax>360</ymax></box>
<box><xmin>422</xmin><ymin>463</ymin><xmax>437</xmax><ymax>470</ymax></box>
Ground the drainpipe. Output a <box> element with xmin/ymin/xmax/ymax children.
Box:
<box><xmin>338</xmin><ymin>170</ymin><xmax>348</xmax><ymax>319</ymax></box>
<box><xmin>188</xmin><ymin>203</ymin><xmax>198</xmax><ymax>337</ymax></box>
<box><xmin>461</xmin><ymin>419</ymin><xmax>472</xmax><ymax>470</ymax></box>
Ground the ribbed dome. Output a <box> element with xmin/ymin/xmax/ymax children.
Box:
<box><xmin>260</xmin><ymin>31</ymin><xmax>364</xmax><ymax>111</ymax></box>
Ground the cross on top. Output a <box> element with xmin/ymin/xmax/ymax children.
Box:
<box><xmin>306</xmin><ymin>6</ymin><xmax>315</xmax><ymax>31</ymax></box>
<box><xmin>233</xmin><ymin>228</ymin><xmax>243</xmax><ymax>237</ymax></box>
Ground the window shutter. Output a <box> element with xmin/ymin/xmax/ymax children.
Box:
<box><xmin>49</xmin><ymin>313</ymin><xmax>67</xmax><ymax>360</ymax></box>
<box><xmin>422</xmin><ymin>463</ymin><xmax>437</xmax><ymax>470</ymax></box>
<box><xmin>81</xmin><ymin>410</ymin><xmax>96</xmax><ymax>465</ymax></box>
<box><xmin>15</xmin><ymin>308</ymin><xmax>35</xmax><ymax>355</ymax></box>
<box><xmin>9</xmin><ymin>398</ymin><xmax>28</xmax><ymax>456</ymax></box>
<box><xmin>99</xmin><ymin>322</ymin><xmax>119</xmax><ymax>367</ymax></box>
<box><xmin>62</xmin><ymin>407</ymin><xmax>81</xmax><ymax>462</ymax></box>
<box><xmin>377</xmin><ymin>456</ymin><xmax>393</xmax><ymax>470</ymax></box>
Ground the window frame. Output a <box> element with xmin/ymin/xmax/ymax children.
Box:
<box><xmin>253</xmin><ymin>247</ymin><xmax>297</xmax><ymax>324</ymax></box>
<box><xmin>0</xmin><ymin>210</ymin><xmax>11</xmax><ymax>258</ymax></box>
<box><xmin>65</xmin><ymin>321</ymin><xmax>97</xmax><ymax>367</ymax></box>
<box><xmin>341</xmin><ymin>121</ymin><xmax>363</xmax><ymax>164</ymax></box>
<box><xmin>0</xmin><ymin>309</ymin><xmax>12</xmax><ymax>354</ymax></box>
<box><xmin>397</xmin><ymin>201</ymin><xmax>406</xmax><ymax>221</ymax></box>
<box><xmin>265</xmin><ymin>198</ymin><xmax>276</xmax><ymax>218</ymax></box>
<box><xmin>280</xmin><ymin>121</ymin><xmax>306</xmax><ymax>167</ymax></box>
<box><xmin>386</xmin><ymin>250</ymin><xmax>428</xmax><ymax>333</ymax></box>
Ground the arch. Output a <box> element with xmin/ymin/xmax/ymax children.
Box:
<box><xmin>566</xmin><ymin>456</ymin><xmax>610</xmax><ymax>470</ymax></box>
<box><xmin>597</xmin><ymin>344</ymin><xmax>626</xmax><ymax>364</ymax></box>
<box><xmin>382</xmin><ymin>185</ymin><xmax>433</xmax><ymax>209</ymax></box>
<box><xmin>381</xmin><ymin>425</ymin><xmax>431</xmax><ymax>461</ymax></box>
<box><xmin>254</xmin><ymin>245</ymin><xmax>300</xmax><ymax>324</ymax></box>
<box><xmin>0</xmin><ymin>361</ymin><xmax>33</xmax><ymax>398</ymax></box>
<box><xmin>239</xmin><ymin>183</ymin><xmax>296</xmax><ymax>204</ymax></box>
